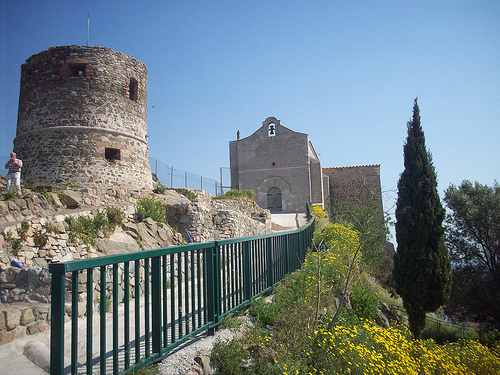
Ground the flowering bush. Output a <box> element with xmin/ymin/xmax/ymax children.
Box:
<box><xmin>212</xmin><ymin>218</ymin><xmax>500</xmax><ymax>374</ymax></box>
<box><xmin>137</xmin><ymin>197</ymin><xmax>166</xmax><ymax>223</ymax></box>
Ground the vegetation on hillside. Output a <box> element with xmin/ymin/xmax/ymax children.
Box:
<box><xmin>215</xmin><ymin>189</ymin><xmax>256</xmax><ymax>200</ymax></box>
<box><xmin>210</xmin><ymin>204</ymin><xmax>500</xmax><ymax>374</ymax></box>
<box><xmin>444</xmin><ymin>180</ymin><xmax>500</xmax><ymax>328</ymax></box>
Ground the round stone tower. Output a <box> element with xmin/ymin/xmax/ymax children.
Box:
<box><xmin>14</xmin><ymin>45</ymin><xmax>153</xmax><ymax>190</ymax></box>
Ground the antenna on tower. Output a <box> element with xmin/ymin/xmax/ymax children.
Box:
<box><xmin>87</xmin><ymin>14</ymin><xmax>90</xmax><ymax>46</ymax></box>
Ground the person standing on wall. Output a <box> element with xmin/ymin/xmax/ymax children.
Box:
<box><xmin>5</xmin><ymin>152</ymin><xmax>22</xmax><ymax>195</ymax></box>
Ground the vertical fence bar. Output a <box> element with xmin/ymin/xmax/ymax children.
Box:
<box><xmin>243</xmin><ymin>241</ymin><xmax>251</xmax><ymax>301</ymax></box>
<box><xmin>205</xmin><ymin>244</ymin><xmax>220</xmax><ymax>335</ymax></box>
<box><xmin>100</xmin><ymin>266</ymin><xmax>106</xmax><ymax>375</ymax></box>
<box><xmin>145</xmin><ymin>258</ymin><xmax>150</xmax><ymax>358</ymax></box>
<box><xmin>178</xmin><ymin>253</ymin><xmax>183</xmax><ymax>338</ymax></box>
<box><xmin>151</xmin><ymin>256</ymin><xmax>161</xmax><ymax>354</ymax></box>
<box><xmin>124</xmin><ymin>262</ymin><xmax>130</xmax><ymax>370</ymax></box>
<box><xmin>134</xmin><ymin>260</ymin><xmax>141</xmax><ymax>363</ymax></box>
<box><xmin>50</xmin><ymin>266</ymin><xmax>65</xmax><ymax>375</ymax></box>
<box><xmin>266</xmin><ymin>237</ymin><xmax>274</xmax><ymax>288</ymax></box>
<box><xmin>184</xmin><ymin>251</ymin><xmax>190</xmax><ymax>334</ymax></box>
<box><xmin>71</xmin><ymin>271</ymin><xmax>78</xmax><ymax>374</ymax></box>
<box><xmin>162</xmin><ymin>255</ymin><xmax>168</xmax><ymax>347</ymax></box>
<box><xmin>197</xmin><ymin>250</ymin><xmax>202</xmax><ymax>328</ymax></box>
<box><xmin>170</xmin><ymin>253</ymin><xmax>176</xmax><ymax>343</ymax></box>
<box><xmin>221</xmin><ymin>245</ymin><xmax>227</xmax><ymax>313</ymax></box>
<box><xmin>191</xmin><ymin>251</ymin><xmax>196</xmax><ymax>331</ymax></box>
<box><xmin>87</xmin><ymin>268</ymin><xmax>93</xmax><ymax>375</ymax></box>
<box><xmin>113</xmin><ymin>264</ymin><xmax>119</xmax><ymax>374</ymax></box>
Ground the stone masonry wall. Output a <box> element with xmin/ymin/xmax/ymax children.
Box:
<box><xmin>323</xmin><ymin>165</ymin><xmax>383</xmax><ymax>214</ymax></box>
<box><xmin>0</xmin><ymin>184</ymin><xmax>272</xmax><ymax>344</ymax></box>
<box><xmin>14</xmin><ymin>45</ymin><xmax>152</xmax><ymax>190</ymax></box>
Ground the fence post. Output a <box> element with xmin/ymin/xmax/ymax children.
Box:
<box><xmin>151</xmin><ymin>256</ymin><xmax>162</xmax><ymax>354</ymax></box>
<box><xmin>243</xmin><ymin>241</ymin><xmax>252</xmax><ymax>301</ymax></box>
<box><xmin>266</xmin><ymin>237</ymin><xmax>274</xmax><ymax>288</ymax></box>
<box><xmin>205</xmin><ymin>244</ymin><xmax>220</xmax><ymax>335</ymax></box>
<box><xmin>49</xmin><ymin>265</ymin><xmax>66</xmax><ymax>375</ymax></box>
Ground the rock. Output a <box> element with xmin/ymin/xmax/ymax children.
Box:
<box><xmin>29</xmin><ymin>292</ymin><xmax>49</xmax><ymax>304</ymax></box>
<box><xmin>12</xmin><ymin>325</ymin><xmax>27</xmax><ymax>339</ymax></box>
<box><xmin>60</xmin><ymin>190</ymin><xmax>82</xmax><ymax>208</ymax></box>
<box><xmin>194</xmin><ymin>355</ymin><xmax>214</xmax><ymax>375</ymax></box>
<box><xmin>0</xmin><ymin>311</ymin><xmax>5</xmax><ymax>330</ymax></box>
<box><xmin>0</xmin><ymin>331</ymin><xmax>14</xmax><ymax>345</ymax></box>
<box><xmin>375</xmin><ymin>309</ymin><xmax>390</xmax><ymax>328</ymax></box>
<box><xmin>20</xmin><ymin>309</ymin><xmax>36</xmax><ymax>326</ymax></box>
<box><xmin>3</xmin><ymin>309</ymin><xmax>21</xmax><ymax>330</ymax></box>
<box><xmin>97</xmin><ymin>231</ymin><xmax>141</xmax><ymax>255</ymax></box>
<box><xmin>27</xmin><ymin>320</ymin><xmax>50</xmax><ymax>335</ymax></box>
<box><xmin>0</xmin><ymin>234</ymin><xmax>3</xmax><ymax>250</ymax></box>
<box><xmin>0</xmin><ymin>267</ymin><xmax>21</xmax><ymax>283</ymax></box>
<box><xmin>23</xmin><ymin>340</ymin><xmax>50</xmax><ymax>372</ymax></box>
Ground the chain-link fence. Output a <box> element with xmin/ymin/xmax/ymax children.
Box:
<box><xmin>390</xmin><ymin>304</ymin><xmax>478</xmax><ymax>342</ymax></box>
<box><xmin>150</xmin><ymin>157</ymin><xmax>229</xmax><ymax>196</ymax></box>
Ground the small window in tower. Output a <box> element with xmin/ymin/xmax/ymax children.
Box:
<box><xmin>105</xmin><ymin>148</ymin><xmax>121</xmax><ymax>161</ymax></box>
<box><xmin>129</xmin><ymin>78</ymin><xmax>138</xmax><ymax>101</ymax></box>
<box><xmin>69</xmin><ymin>63</ymin><xmax>87</xmax><ymax>77</ymax></box>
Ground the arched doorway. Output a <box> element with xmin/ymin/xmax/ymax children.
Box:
<box><xmin>267</xmin><ymin>187</ymin><xmax>282</xmax><ymax>212</ymax></box>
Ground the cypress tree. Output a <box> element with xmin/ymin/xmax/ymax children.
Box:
<box><xmin>393</xmin><ymin>98</ymin><xmax>451</xmax><ymax>339</ymax></box>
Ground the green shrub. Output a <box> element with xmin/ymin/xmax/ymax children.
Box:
<box><xmin>249</xmin><ymin>297</ymin><xmax>280</xmax><ymax>326</ymax></box>
<box><xmin>33</xmin><ymin>230</ymin><xmax>48</xmax><ymax>248</ymax></box>
<box><xmin>65</xmin><ymin>213</ymin><xmax>109</xmax><ymax>245</ymax></box>
<box><xmin>137</xmin><ymin>197</ymin><xmax>166</xmax><ymax>223</ymax></box>
<box><xmin>215</xmin><ymin>189</ymin><xmax>255</xmax><ymax>200</ymax></box>
<box><xmin>211</xmin><ymin>339</ymin><xmax>249</xmax><ymax>375</ymax></box>
<box><xmin>350</xmin><ymin>287</ymin><xmax>378</xmax><ymax>321</ymax></box>
<box><xmin>187</xmin><ymin>190</ymin><xmax>197</xmax><ymax>201</ymax></box>
<box><xmin>106</xmin><ymin>206</ymin><xmax>125</xmax><ymax>228</ymax></box>
<box><xmin>44</xmin><ymin>222</ymin><xmax>60</xmax><ymax>235</ymax></box>
<box><xmin>2</xmin><ymin>191</ymin><xmax>18</xmax><ymax>200</ymax></box>
<box><xmin>153</xmin><ymin>183</ymin><xmax>167</xmax><ymax>194</ymax></box>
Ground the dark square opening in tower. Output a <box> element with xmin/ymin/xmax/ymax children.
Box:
<box><xmin>129</xmin><ymin>78</ymin><xmax>138</xmax><ymax>101</ymax></box>
<box><xmin>105</xmin><ymin>148</ymin><xmax>121</xmax><ymax>161</ymax></box>
<box><xmin>68</xmin><ymin>63</ymin><xmax>87</xmax><ymax>77</ymax></box>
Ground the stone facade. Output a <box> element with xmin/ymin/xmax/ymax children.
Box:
<box><xmin>323</xmin><ymin>165</ymin><xmax>383</xmax><ymax>214</ymax></box>
<box><xmin>229</xmin><ymin>117</ymin><xmax>383</xmax><ymax>216</ymax></box>
<box><xmin>230</xmin><ymin>117</ymin><xmax>327</xmax><ymax>213</ymax></box>
<box><xmin>14</xmin><ymin>45</ymin><xmax>152</xmax><ymax>190</ymax></box>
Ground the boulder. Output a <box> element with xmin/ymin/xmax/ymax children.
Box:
<box><xmin>60</xmin><ymin>190</ymin><xmax>82</xmax><ymax>208</ymax></box>
<box><xmin>24</xmin><ymin>340</ymin><xmax>50</xmax><ymax>372</ymax></box>
<box><xmin>97</xmin><ymin>230</ymin><xmax>141</xmax><ymax>255</ymax></box>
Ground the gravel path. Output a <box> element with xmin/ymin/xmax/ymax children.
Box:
<box><xmin>156</xmin><ymin>327</ymin><xmax>238</xmax><ymax>375</ymax></box>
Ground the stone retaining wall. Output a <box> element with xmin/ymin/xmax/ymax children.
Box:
<box><xmin>0</xmin><ymin>186</ymin><xmax>272</xmax><ymax>344</ymax></box>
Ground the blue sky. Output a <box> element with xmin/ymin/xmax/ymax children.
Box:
<box><xmin>1</xmin><ymin>1</ymin><xmax>499</xmax><ymax>227</ymax></box>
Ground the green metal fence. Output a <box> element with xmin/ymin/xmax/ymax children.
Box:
<box><xmin>49</xmin><ymin>211</ymin><xmax>314</xmax><ymax>374</ymax></box>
